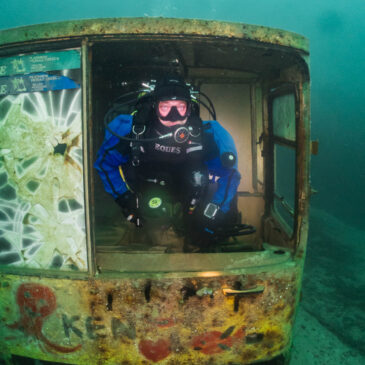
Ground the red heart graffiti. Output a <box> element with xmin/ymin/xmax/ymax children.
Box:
<box><xmin>139</xmin><ymin>338</ymin><xmax>171</xmax><ymax>362</ymax></box>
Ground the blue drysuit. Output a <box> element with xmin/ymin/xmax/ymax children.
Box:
<box><xmin>94</xmin><ymin>114</ymin><xmax>241</xmax><ymax>214</ymax></box>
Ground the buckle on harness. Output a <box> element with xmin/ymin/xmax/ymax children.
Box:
<box><xmin>132</xmin><ymin>125</ymin><xmax>146</xmax><ymax>136</ymax></box>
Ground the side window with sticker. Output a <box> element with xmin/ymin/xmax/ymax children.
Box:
<box><xmin>0</xmin><ymin>49</ymin><xmax>87</xmax><ymax>271</ymax></box>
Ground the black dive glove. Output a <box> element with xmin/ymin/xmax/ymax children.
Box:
<box><xmin>133</xmin><ymin>100</ymin><xmax>153</xmax><ymax>131</ymax></box>
<box><xmin>115</xmin><ymin>191</ymin><xmax>143</xmax><ymax>227</ymax></box>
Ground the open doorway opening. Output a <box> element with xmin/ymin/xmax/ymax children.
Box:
<box><xmin>90</xmin><ymin>38</ymin><xmax>265</xmax><ymax>256</ymax></box>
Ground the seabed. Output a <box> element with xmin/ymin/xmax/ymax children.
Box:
<box><xmin>291</xmin><ymin>207</ymin><xmax>365</xmax><ymax>364</ymax></box>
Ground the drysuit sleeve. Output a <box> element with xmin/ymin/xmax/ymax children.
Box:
<box><xmin>203</xmin><ymin>120</ymin><xmax>241</xmax><ymax>213</ymax></box>
<box><xmin>94</xmin><ymin>115</ymin><xmax>133</xmax><ymax>199</ymax></box>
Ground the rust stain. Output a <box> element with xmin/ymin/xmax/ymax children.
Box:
<box><xmin>62</xmin><ymin>129</ymin><xmax>71</xmax><ymax>140</ymax></box>
<box><xmin>155</xmin><ymin>318</ymin><xmax>175</xmax><ymax>328</ymax></box>
<box><xmin>62</xmin><ymin>134</ymin><xmax>82</xmax><ymax>172</ymax></box>
<box><xmin>64</xmin><ymin>153</ymin><xmax>81</xmax><ymax>172</ymax></box>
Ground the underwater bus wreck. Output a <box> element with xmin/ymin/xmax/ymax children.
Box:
<box><xmin>0</xmin><ymin>18</ymin><xmax>312</xmax><ymax>364</ymax></box>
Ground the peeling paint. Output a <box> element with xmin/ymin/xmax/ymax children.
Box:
<box><xmin>0</xmin><ymin>268</ymin><xmax>301</xmax><ymax>364</ymax></box>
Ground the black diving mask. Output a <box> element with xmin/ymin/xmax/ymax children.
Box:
<box><xmin>157</xmin><ymin>103</ymin><xmax>191</xmax><ymax>122</ymax></box>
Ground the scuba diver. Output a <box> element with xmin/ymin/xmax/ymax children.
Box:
<box><xmin>94</xmin><ymin>75</ymin><xmax>243</xmax><ymax>252</ymax></box>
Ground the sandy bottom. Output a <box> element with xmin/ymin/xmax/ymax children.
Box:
<box><xmin>291</xmin><ymin>307</ymin><xmax>364</xmax><ymax>364</ymax></box>
<box><xmin>290</xmin><ymin>207</ymin><xmax>365</xmax><ymax>364</ymax></box>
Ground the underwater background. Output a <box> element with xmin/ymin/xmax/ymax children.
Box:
<box><xmin>1</xmin><ymin>0</ymin><xmax>364</xmax><ymax>363</ymax></box>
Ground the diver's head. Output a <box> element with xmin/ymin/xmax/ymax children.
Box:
<box><xmin>154</xmin><ymin>75</ymin><xmax>191</xmax><ymax>127</ymax></box>
<box><xmin>157</xmin><ymin>99</ymin><xmax>188</xmax><ymax>127</ymax></box>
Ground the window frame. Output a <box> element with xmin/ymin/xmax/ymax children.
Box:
<box><xmin>267</xmin><ymin>84</ymin><xmax>300</xmax><ymax>240</ymax></box>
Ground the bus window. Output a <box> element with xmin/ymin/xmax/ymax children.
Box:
<box><xmin>274</xmin><ymin>144</ymin><xmax>295</xmax><ymax>233</ymax></box>
<box><xmin>271</xmin><ymin>92</ymin><xmax>296</xmax><ymax>235</ymax></box>
<box><xmin>91</xmin><ymin>40</ymin><xmax>261</xmax><ymax>266</ymax></box>
<box><xmin>0</xmin><ymin>49</ymin><xmax>87</xmax><ymax>271</ymax></box>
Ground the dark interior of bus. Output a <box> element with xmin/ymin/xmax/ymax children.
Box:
<box><xmin>89</xmin><ymin>38</ymin><xmax>303</xmax><ymax>260</ymax></box>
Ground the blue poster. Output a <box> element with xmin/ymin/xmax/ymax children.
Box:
<box><xmin>0</xmin><ymin>72</ymin><xmax>80</xmax><ymax>96</ymax></box>
<box><xmin>0</xmin><ymin>50</ymin><xmax>80</xmax><ymax>77</ymax></box>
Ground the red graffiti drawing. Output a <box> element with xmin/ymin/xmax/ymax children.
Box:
<box><xmin>192</xmin><ymin>326</ymin><xmax>245</xmax><ymax>355</ymax></box>
<box><xmin>139</xmin><ymin>338</ymin><xmax>171</xmax><ymax>362</ymax></box>
<box><xmin>8</xmin><ymin>283</ymin><xmax>81</xmax><ymax>353</ymax></box>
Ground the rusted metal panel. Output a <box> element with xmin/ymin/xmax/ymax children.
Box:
<box><xmin>96</xmin><ymin>245</ymin><xmax>292</xmax><ymax>274</ymax></box>
<box><xmin>295</xmin><ymin>80</ymin><xmax>311</xmax><ymax>258</ymax></box>
<box><xmin>0</xmin><ymin>18</ymin><xmax>309</xmax><ymax>53</ymax></box>
<box><xmin>0</xmin><ymin>261</ymin><xmax>300</xmax><ymax>364</ymax></box>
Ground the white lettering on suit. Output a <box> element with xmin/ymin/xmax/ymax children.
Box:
<box><xmin>155</xmin><ymin>143</ymin><xmax>181</xmax><ymax>154</ymax></box>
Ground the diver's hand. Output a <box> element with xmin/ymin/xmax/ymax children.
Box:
<box><xmin>133</xmin><ymin>100</ymin><xmax>153</xmax><ymax>128</ymax></box>
<box><xmin>115</xmin><ymin>191</ymin><xmax>143</xmax><ymax>227</ymax></box>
